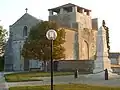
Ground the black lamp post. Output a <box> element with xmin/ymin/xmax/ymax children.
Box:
<box><xmin>46</xmin><ymin>29</ymin><xmax>57</xmax><ymax>90</ymax></box>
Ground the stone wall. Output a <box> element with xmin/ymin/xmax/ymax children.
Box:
<box><xmin>76</xmin><ymin>12</ymin><xmax>92</xmax><ymax>29</ymax></box>
<box><xmin>78</xmin><ymin>28</ymin><xmax>97</xmax><ymax>60</ymax></box>
<box><xmin>112</xmin><ymin>67</ymin><xmax>120</xmax><ymax>75</ymax></box>
<box><xmin>6</xmin><ymin>13</ymin><xmax>41</xmax><ymax>71</ymax></box>
<box><xmin>49</xmin><ymin>12</ymin><xmax>76</xmax><ymax>28</ymax></box>
<box><xmin>118</xmin><ymin>56</ymin><xmax>120</xmax><ymax>64</ymax></box>
<box><xmin>47</xmin><ymin>60</ymin><xmax>94</xmax><ymax>74</ymax></box>
<box><xmin>60</xmin><ymin>28</ymin><xmax>97</xmax><ymax>60</ymax></box>
<box><xmin>111</xmin><ymin>58</ymin><xmax>118</xmax><ymax>64</ymax></box>
<box><xmin>11</xmin><ymin>13</ymin><xmax>40</xmax><ymax>41</ymax></box>
<box><xmin>92</xmin><ymin>18</ymin><xmax>98</xmax><ymax>30</ymax></box>
<box><xmin>49</xmin><ymin>12</ymin><xmax>92</xmax><ymax>29</ymax></box>
<box><xmin>62</xmin><ymin>29</ymin><xmax>76</xmax><ymax>59</ymax></box>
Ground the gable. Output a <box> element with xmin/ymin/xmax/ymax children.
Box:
<box><xmin>10</xmin><ymin>13</ymin><xmax>41</xmax><ymax>27</ymax></box>
<box><xmin>9</xmin><ymin>13</ymin><xmax>42</xmax><ymax>41</ymax></box>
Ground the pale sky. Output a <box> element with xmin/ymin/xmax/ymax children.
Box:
<box><xmin>0</xmin><ymin>0</ymin><xmax>120</xmax><ymax>52</ymax></box>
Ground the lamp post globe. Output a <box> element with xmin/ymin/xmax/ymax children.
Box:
<box><xmin>46</xmin><ymin>29</ymin><xmax>57</xmax><ymax>90</ymax></box>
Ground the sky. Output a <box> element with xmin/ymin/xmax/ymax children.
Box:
<box><xmin>0</xmin><ymin>0</ymin><xmax>120</xmax><ymax>52</ymax></box>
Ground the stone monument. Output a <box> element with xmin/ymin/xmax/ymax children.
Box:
<box><xmin>86</xmin><ymin>20</ymin><xmax>119</xmax><ymax>79</ymax></box>
<box><xmin>93</xmin><ymin>25</ymin><xmax>112</xmax><ymax>73</ymax></box>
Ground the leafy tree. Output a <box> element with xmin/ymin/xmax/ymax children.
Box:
<box><xmin>0</xmin><ymin>25</ymin><xmax>7</xmax><ymax>71</ymax></box>
<box><xmin>0</xmin><ymin>26</ymin><xmax>8</xmax><ymax>55</ymax></box>
<box><xmin>22</xmin><ymin>21</ymin><xmax>66</xmax><ymax>71</ymax></box>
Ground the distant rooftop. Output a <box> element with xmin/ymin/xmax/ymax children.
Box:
<box><xmin>109</xmin><ymin>52</ymin><xmax>120</xmax><ymax>58</ymax></box>
<box><xmin>48</xmin><ymin>3</ymin><xmax>91</xmax><ymax>12</ymax></box>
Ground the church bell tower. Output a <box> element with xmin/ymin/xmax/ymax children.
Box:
<box><xmin>48</xmin><ymin>3</ymin><xmax>92</xmax><ymax>29</ymax></box>
<box><xmin>48</xmin><ymin>3</ymin><xmax>96</xmax><ymax>60</ymax></box>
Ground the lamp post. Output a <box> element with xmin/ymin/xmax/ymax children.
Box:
<box><xmin>46</xmin><ymin>29</ymin><xmax>57</xmax><ymax>90</ymax></box>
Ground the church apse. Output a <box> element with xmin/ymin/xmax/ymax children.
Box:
<box><xmin>48</xmin><ymin>3</ymin><xmax>96</xmax><ymax>60</ymax></box>
<box><xmin>79</xmin><ymin>28</ymin><xmax>97</xmax><ymax>60</ymax></box>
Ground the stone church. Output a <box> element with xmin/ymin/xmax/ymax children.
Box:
<box><xmin>4</xmin><ymin>3</ymin><xmax>120</xmax><ymax>72</ymax></box>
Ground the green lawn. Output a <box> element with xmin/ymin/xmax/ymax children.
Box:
<box><xmin>9</xmin><ymin>84</ymin><xmax>120</xmax><ymax>90</ymax></box>
<box><xmin>5</xmin><ymin>71</ymin><xmax>73</xmax><ymax>82</ymax></box>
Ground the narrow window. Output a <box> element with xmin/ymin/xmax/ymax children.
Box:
<box><xmin>23</xmin><ymin>26</ymin><xmax>27</xmax><ymax>37</ymax></box>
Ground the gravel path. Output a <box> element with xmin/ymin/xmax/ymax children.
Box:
<box><xmin>7</xmin><ymin>75</ymin><xmax>120</xmax><ymax>88</ymax></box>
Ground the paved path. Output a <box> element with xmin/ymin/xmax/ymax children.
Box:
<box><xmin>8</xmin><ymin>75</ymin><xmax>120</xmax><ymax>88</ymax></box>
<box><xmin>0</xmin><ymin>72</ymin><xmax>8</xmax><ymax>90</ymax></box>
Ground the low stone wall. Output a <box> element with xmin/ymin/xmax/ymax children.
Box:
<box><xmin>47</xmin><ymin>60</ymin><xmax>94</xmax><ymax>74</ymax></box>
<box><xmin>112</xmin><ymin>67</ymin><xmax>120</xmax><ymax>75</ymax></box>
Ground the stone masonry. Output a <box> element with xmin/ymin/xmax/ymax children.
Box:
<box><xmin>49</xmin><ymin>3</ymin><xmax>97</xmax><ymax>60</ymax></box>
<box><xmin>4</xmin><ymin>13</ymin><xmax>42</xmax><ymax>71</ymax></box>
<box><xmin>4</xmin><ymin>3</ymin><xmax>120</xmax><ymax>72</ymax></box>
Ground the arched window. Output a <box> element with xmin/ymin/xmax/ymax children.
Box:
<box><xmin>23</xmin><ymin>26</ymin><xmax>27</xmax><ymax>37</ymax></box>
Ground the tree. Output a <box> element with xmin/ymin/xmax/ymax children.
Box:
<box><xmin>0</xmin><ymin>25</ymin><xmax>7</xmax><ymax>71</ymax></box>
<box><xmin>22</xmin><ymin>21</ymin><xmax>66</xmax><ymax>71</ymax></box>
<box><xmin>102</xmin><ymin>20</ymin><xmax>110</xmax><ymax>53</ymax></box>
<box><xmin>0</xmin><ymin>26</ymin><xmax>8</xmax><ymax>55</ymax></box>
<box><xmin>105</xmin><ymin>27</ymin><xmax>110</xmax><ymax>53</ymax></box>
<box><xmin>0</xmin><ymin>56</ymin><xmax>4</xmax><ymax>71</ymax></box>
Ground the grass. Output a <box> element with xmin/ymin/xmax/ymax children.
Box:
<box><xmin>9</xmin><ymin>84</ymin><xmax>120</xmax><ymax>90</ymax></box>
<box><xmin>5</xmin><ymin>71</ymin><xmax>73</xmax><ymax>82</ymax></box>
